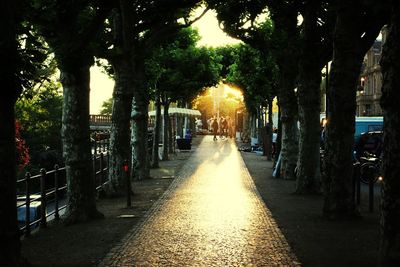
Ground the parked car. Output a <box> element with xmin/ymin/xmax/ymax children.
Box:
<box><xmin>354</xmin><ymin>131</ymin><xmax>383</xmax><ymax>161</ymax></box>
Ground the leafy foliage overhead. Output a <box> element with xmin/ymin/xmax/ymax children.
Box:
<box><xmin>226</xmin><ymin>44</ymin><xmax>277</xmax><ymax>112</ymax></box>
<box><xmin>147</xmin><ymin>27</ymin><xmax>221</xmax><ymax>103</ymax></box>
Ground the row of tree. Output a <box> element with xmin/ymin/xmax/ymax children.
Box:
<box><xmin>0</xmin><ymin>0</ymin><xmax>222</xmax><ymax>265</ymax></box>
<box><xmin>205</xmin><ymin>0</ymin><xmax>400</xmax><ymax>264</ymax></box>
<box><xmin>1</xmin><ymin>1</ymin><xmax>399</xmax><ymax>265</ymax></box>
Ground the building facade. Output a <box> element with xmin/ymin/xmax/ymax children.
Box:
<box><xmin>356</xmin><ymin>27</ymin><xmax>388</xmax><ymax>117</ymax></box>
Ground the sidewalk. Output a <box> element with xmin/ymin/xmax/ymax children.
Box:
<box><xmin>241</xmin><ymin>148</ymin><xmax>381</xmax><ymax>267</ymax></box>
<box><xmin>100</xmin><ymin>136</ymin><xmax>299</xmax><ymax>266</ymax></box>
<box><xmin>20</xmin><ymin>138</ymin><xmax>201</xmax><ymax>266</ymax></box>
<box><xmin>20</xmin><ymin>135</ymin><xmax>380</xmax><ymax>266</ymax></box>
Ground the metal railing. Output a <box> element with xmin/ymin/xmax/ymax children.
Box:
<box><xmin>89</xmin><ymin>115</ymin><xmax>112</xmax><ymax>125</ymax></box>
<box><xmin>17</xmin><ymin>150</ymin><xmax>109</xmax><ymax>237</ymax></box>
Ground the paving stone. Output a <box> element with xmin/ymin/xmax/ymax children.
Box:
<box><xmin>99</xmin><ymin>136</ymin><xmax>300</xmax><ymax>266</ymax></box>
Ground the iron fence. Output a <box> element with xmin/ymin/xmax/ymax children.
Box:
<box><xmin>16</xmin><ymin>150</ymin><xmax>109</xmax><ymax>237</ymax></box>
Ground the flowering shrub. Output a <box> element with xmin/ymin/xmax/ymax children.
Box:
<box><xmin>15</xmin><ymin>120</ymin><xmax>30</xmax><ymax>169</ymax></box>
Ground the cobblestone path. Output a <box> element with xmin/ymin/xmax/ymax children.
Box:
<box><xmin>100</xmin><ymin>136</ymin><xmax>300</xmax><ymax>266</ymax></box>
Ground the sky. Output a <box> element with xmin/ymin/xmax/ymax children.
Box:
<box><xmin>89</xmin><ymin>9</ymin><xmax>241</xmax><ymax>114</ymax></box>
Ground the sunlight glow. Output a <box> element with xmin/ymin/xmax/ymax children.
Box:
<box><xmin>90</xmin><ymin>65</ymin><xmax>114</xmax><ymax>114</ymax></box>
<box><xmin>186</xmin><ymin>141</ymin><xmax>253</xmax><ymax>232</ymax></box>
<box><xmin>223</xmin><ymin>84</ymin><xmax>244</xmax><ymax>100</ymax></box>
<box><xmin>193</xmin><ymin>8</ymin><xmax>242</xmax><ymax>47</ymax></box>
<box><xmin>193</xmin><ymin>83</ymin><xmax>244</xmax><ymax>119</ymax></box>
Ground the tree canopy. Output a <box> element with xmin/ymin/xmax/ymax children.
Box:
<box><xmin>147</xmin><ymin>27</ymin><xmax>221</xmax><ymax>104</ymax></box>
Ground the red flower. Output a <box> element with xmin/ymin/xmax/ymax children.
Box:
<box><xmin>15</xmin><ymin>121</ymin><xmax>30</xmax><ymax>169</ymax></box>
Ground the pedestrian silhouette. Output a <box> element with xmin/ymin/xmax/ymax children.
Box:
<box><xmin>212</xmin><ymin>118</ymin><xmax>219</xmax><ymax>141</ymax></box>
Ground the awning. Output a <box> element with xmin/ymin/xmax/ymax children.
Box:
<box><xmin>148</xmin><ymin>107</ymin><xmax>201</xmax><ymax>117</ymax></box>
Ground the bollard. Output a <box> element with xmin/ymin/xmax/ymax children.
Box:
<box><xmin>100</xmin><ymin>153</ymin><xmax>104</xmax><ymax>186</ymax></box>
<box><xmin>356</xmin><ymin>166</ymin><xmax>361</xmax><ymax>206</ymax></box>
<box><xmin>124</xmin><ymin>160</ymin><xmax>131</xmax><ymax>207</ymax></box>
<box><xmin>54</xmin><ymin>164</ymin><xmax>60</xmax><ymax>220</ymax></box>
<box><xmin>25</xmin><ymin>172</ymin><xmax>31</xmax><ymax>236</ymax></box>
<box><xmin>40</xmin><ymin>168</ymin><xmax>47</xmax><ymax>228</ymax></box>
<box><xmin>93</xmin><ymin>137</ymin><xmax>97</xmax><ymax>155</ymax></box>
<box><xmin>369</xmin><ymin>179</ymin><xmax>374</xmax><ymax>212</ymax></box>
<box><xmin>93</xmin><ymin>152</ymin><xmax>98</xmax><ymax>190</ymax></box>
<box><xmin>352</xmin><ymin>162</ymin><xmax>360</xmax><ymax>205</ymax></box>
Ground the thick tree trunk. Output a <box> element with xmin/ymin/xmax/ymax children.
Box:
<box><xmin>60</xmin><ymin>66</ymin><xmax>103</xmax><ymax>224</ymax></box>
<box><xmin>151</xmin><ymin>91</ymin><xmax>162</xmax><ymax>167</ymax></box>
<box><xmin>278</xmin><ymin>75</ymin><xmax>298</xmax><ymax>180</ymax></box>
<box><xmin>130</xmin><ymin>53</ymin><xmax>150</xmax><ymax>180</ymax></box>
<box><xmin>379</xmin><ymin>7</ymin><xmax>400</xmax><ymax>265</ymax></box>
<box><xmin>322</xmin><ymin>6</ymin><xmax>364</xmax><ymax>219</ymax></box>
<box><xmin>107</xmin><ymin>59</ymin><xmax>133</xmax><ymax>195</ymax></box>
<box><xmin>271</xmin><ymin>7</ymin><xmax>299</xmax><ymax>180</ymax></box>
<box><xmin>162</xmin><ymin>100</ymin><xmax>170</xmax><ymax>160</ymax></box>
<box><xmin>0</xmin><ymin>101</ymin><xmax>20</xmax><ymax>265</ymax></box>
<box><xmin>296</xmin><ymin>1</ymin><xmax>322</xmax><ymax>194</ymax></box>
<box><xmin>105</xmin><ymin>1</ymin><xmax>134</xmax><ymax>194</ymax></box>
<box><xmin>0</xmin><ymin>1</ymin><xmax>21</xmax><ymax>264</ymax></box>
<box><xmin>131</xmin><ymin>94</ymin><xmax>150</xmax><ymax>180</ymax></box>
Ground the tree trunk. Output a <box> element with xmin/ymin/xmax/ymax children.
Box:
<box><xmin>106</xmin><ymin>59</ymin><xmax>133</xmax><ymax>195</ymax></box>
<box><xmin>271</xmin><ymin>7</ymin><xmax>299</xmax><ymax>180</ymax></box>
<box><xmin>0</xmin><ymin>102</ymin><xmax>21</xmax><ymax>266</ymax></box>
<box><xmin>322</xmin><ymin>6</ymin><xmax>364</xmax><ymax>219</ymax></box>
<box><xmin>105</xmin><ymin>0</ymin><xmax>134</xmax><ymax>194</ymax></box>
<box><xmin>379</xmin><ymin>7</ymin><xmax>400</xmax><ymax>265</ymax></box>
<box><xmin>131</xmin><ymin>93</ymin><xmax>150</xmax><ymax>180</ymax></box>
<box><xmin>0</xmin><ymin>1</ymin><xmax>21</xmax><ymax>264</ymax></box>
<box><xmin>168</xmin><ymin>112</ymin><xmax>174</xmax><ymax>154</ymax></box>
<box><xmin>162</xmin><ymin>99</ymin><xmax>170</xmax><ymax>160</ymax></box>
<box><xmin>130</xmin><ymin>52</ymin><xmax>150</xmax><ymax>181</ymax></box>
<box><xmin>276</xmin><ymin>105</ymin><xmax>282</xmax><ymax>158</ymax></box>
<box><xmin>278</xmin><ymin>74</ymin><xmax>298</xmax><ymax>180</ymax></box>
<box><xmin>60</xmin><ymin>66</ymin><xmax>103</xmax><ymax>224</ymax></box>
<box><xmin>151</xmin><ymin>90</ymin><xmax>162</xmax><ymax>167</ymax></box>
<box><xmin>266</xmin><ymin>97</ymin><xmax>274</xmax><ymax>160</ymax></box>
<box><xmin>296</xmin><ymin>1</ymin><xmax>322</xmax><ymax>194</ymax></box>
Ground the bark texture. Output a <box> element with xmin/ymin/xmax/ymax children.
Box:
<box><xmin>323</xmin><ymin>4</ymin><xmax>363</xmax><ymax>219</ymax></box>
<box><xmin>131</xmin><ymin>93</ymin><xmax>150</xmax><ymax>180</ymax></box>
<box><xmin>151</xmin><ymin>91</ymin><xmax>162</xmax><ymax>167</ymax></box>
<box><xmin>379</xmin><ymin>5</ymin><xmax>400</xmax><ymax>265</ymax></box>
<box><xmin>278</xmin><ymin>74</ymin><xmax>298</xmax><ymax>180</ymax></box>
<box><xmin>107</xmin><ymin>0</ymin><xmax>134</xmax><ymax>193</ymax></box>
<box><xmin>322</xmin><ymin>1</ymin><xmax>387</xmax><ymax>218</ymax></box>
<box><xmin>162</xmin><ymin>100</ymin><xmax>170</xmax><ymax>160</ymax></box>
<box><xmin>130</xmin><ymin>50</ymin><xmax>150</xmax><ymax>180</ymax></box>
<box><xmin>107</xmin><ymin>59</ymin><xmax>133</xmax><ymax>195</ymax></box>
<box><xmin>266</xmin><ymin>98</ymin><xmax>274</xmax><ymax>160</ymax></box>
<box><xmin>296</xmin><ymin>1</ymin><xmax>322</xmax><ymax>194</ymax></box>
<box><xmin>0</xmin><ymin>1</ymin><xmax>21</xmax><ymax>264</ymax></box>
<box><xmin>60</xmin><ymin>66</ymin><xmax>103</xmax><ymax>224</ymax></box>
<box><xmin>271</xmin><ymin>6</ymin><xmax>299</xmax><ymax>180</ymax></box>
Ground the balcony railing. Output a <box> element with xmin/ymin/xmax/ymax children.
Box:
<box><xmin>89</xmin><ymin>115</ymin><xmax>112</xmax><ymax>125</ymax></box>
